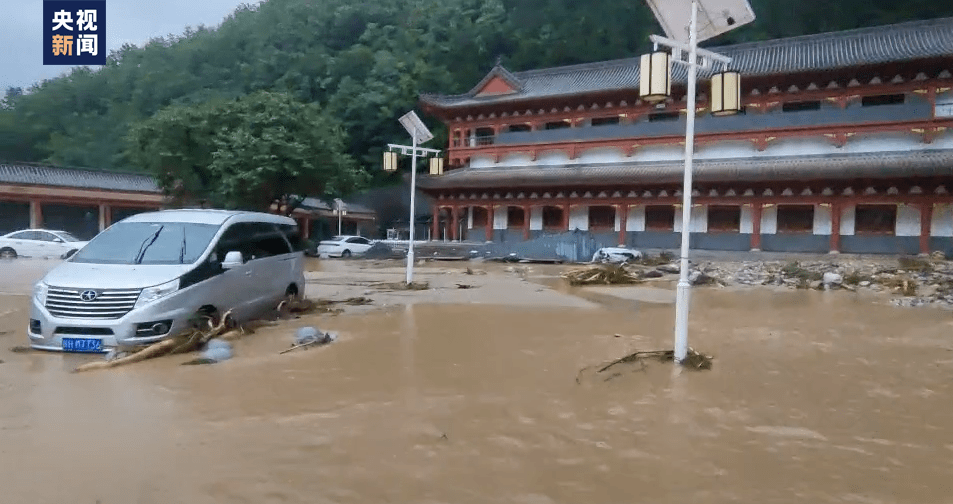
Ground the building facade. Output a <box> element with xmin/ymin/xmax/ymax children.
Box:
<box><xmin>0</xmin><ymin>163</ymin><xmax>165</xmax><ymax>239</ymax></box>
<box><xmin>1</xmin><ymin>163</ymin><xmax>378</xmax><ymax>242</ymax></box>
<box><xmin>417</xmin><ymin>18</ymin><xmax>953</xmax><ymax>256</ymax></box>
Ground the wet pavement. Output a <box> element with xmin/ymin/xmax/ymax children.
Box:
<box><xmin>1</xmin><ymin>257</ymin><xmax>951</xmax><ymax>503</ymax></box>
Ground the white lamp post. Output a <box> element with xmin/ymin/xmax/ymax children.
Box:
<box><xmin>383</xmin><ymin>111</ymin><xmax>441</xmax><ymax>285</ymax></box>
<box><xmin>333</xmin><ymin>198</ymin><xmax>347</xmax><ymax>235</ymax></box>
<box><xmin>641</xmin><ymin>0</ymin><xmax>754</xmax><ymax>363</ymax></box>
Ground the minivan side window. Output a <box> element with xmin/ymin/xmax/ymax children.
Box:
<box><xmin>214</xmin><ymin>222</ymin><xmax>292</xmax><ymax>263</ymax></box>
<box><xmin>278</xmin><ymin>223</ymin><xmax>307</xmax><ymax>253</ymax></box>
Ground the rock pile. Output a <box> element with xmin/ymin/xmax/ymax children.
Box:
<box><xmin>675</xmin><ymin>255</ymin><xmax>953</xmax><ymax>308</ymax></box>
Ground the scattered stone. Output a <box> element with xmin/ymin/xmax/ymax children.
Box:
<box><xmin>823</xmin><ymin>272</ymin><xmax>843</xmax><ymax>287</ymax></box>
<box><xmin>657</xmin><ymin>263</ymin><xmax>680</xmax><ymax>274</ymax></box>
<box><xmin>859</xmin><ymin>281</ymin><xmax>871</xmax><ymax>287</ymax></box>
<box><xmin>643</xmin><ymin>270</ymin><xmax>664</xmax><ymax>278</ymax></box>
<box><xmin>931</xmin><ymin>250</ymin><xmax>946</xmax><ymax>261</ymax></box>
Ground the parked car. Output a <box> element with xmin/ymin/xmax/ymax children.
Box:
<box><xmin>0</xmin><ymin>229</ymin><xmax>89</xmax><ymax>259</ymax></box>
<box><xmin>592</xmin><ymin>247</ymin><xmax>643</xmax><ymax>264</ymax></box>
<box><xmin>28</xmin><ymin>209</ymin><xmax>307</xmax><ymax>353</ymax></box>
<box><xmin>315</xmin><ymin>235</ymin><xmax>374</xmax><ymax>258</ymax></box>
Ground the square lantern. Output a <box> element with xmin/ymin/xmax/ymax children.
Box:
<box><xmin>429</xmin><ymin>156</ymin><xmax>444</xmax><ymax>175</ymax></box>
<box><xmin>383</xmin><ymin>151</ymin><xmax>398</xmax><ymax>171</ymax></box>
<box><xmin>639</xmin><ymin>51</ymin><xmax>671</xmax><ymax>103</ymax></box>
<box><xmin>710</xmin><ymin>70</ymin><xmax>742</xmax><ymax>116</ymax></box>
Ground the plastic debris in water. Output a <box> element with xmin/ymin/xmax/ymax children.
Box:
<box><xmin>202</xmin><ymin>338</ymin><xmax>233</xmax><ymax>362</ymax></box>
<box><xmin>294</xmin><ymin>326</ymin><xmax>337</xmax><ymax>346</ymax></box>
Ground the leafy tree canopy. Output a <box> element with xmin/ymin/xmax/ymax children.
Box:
<box><xmin>127</xmin><ymin>90</ymin><xmax>367</xmax><ymax>213</ymax></box>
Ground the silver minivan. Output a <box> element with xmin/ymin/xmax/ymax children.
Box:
<box><xmin>28</xmin><ymin>209</ymin><xmax>307</xmax><ymax>353</ymax></box>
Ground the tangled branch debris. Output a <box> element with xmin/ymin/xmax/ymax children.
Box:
<box><xmin>73</xmin><ymin>310</ymin><xmax>241</xmax><ymax>373</ymax></box>
<box><xmin>562</xmin><ymin>264</ymin><xmax>643</xmax><ymax>286</ymax></box>
<box><xmin>373</xmin><ymin>281</ymin><xmax>429</xmax><ymax>291</ymax></box>
<box><xmin>576</xmin><ymin>348</ymin><xmax>713</xmax><ymax>384</ymax></box>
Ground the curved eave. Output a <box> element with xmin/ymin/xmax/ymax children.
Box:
<box><xmin>416</xmin><ymin>150</ymin><xmax>953</xmax><ymax>191</ymax></box>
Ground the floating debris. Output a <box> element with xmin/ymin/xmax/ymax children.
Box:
<box><xmin>562</xmin><ymin>264</ymin><xmax>643</xmax><ymax>286</ymax></box>
<box><xmin>577</xmin><ymin>347</ymin><xmax>713</xmax><ymax>385</ymax></box>
<box><xmin>281</xmin><ymin>326</ymin><xmax>338</xmax><ymax>354</ymax></box>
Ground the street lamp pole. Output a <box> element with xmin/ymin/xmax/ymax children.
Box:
<box><xmin>641</xmin><ymin>0</ymin><xmax>754</xmax><ymax>363</ymax></box>
<box><xmin>673</xmin><ymin>0</ymin><xmax>699</xmax><ymax>364</ymax></box>
<box><xmin>383</xmin><ymin>111</ymin><xmax>439</xmax><ymax>286</ymax></box>
<box><xmin>406</xmin><ymin>132</ymin><xmax>418</xmax><ymax>285</ymax></box>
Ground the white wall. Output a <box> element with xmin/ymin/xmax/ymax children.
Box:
<box><xmin>932</xmin><ymin>203</ymin><xmax>953</xmax><ymax>237</ymax></box>
<box><xmin>740</xmin><ymin>204</ymin><xmax>754</xmax><ymax>234</ymax></box>
<box><xmin>529</xmin><ymin>207</ymin><xmax>543</xmax><ymax>230</ymax></box>
<box><xmin>761</xmin><ymin>204</ymin><xmax>778</xmax><ymax>234</ymax></box>
<box><xmin>840</xmin><ymin>205</ymin><xmax>855</xmax><ymax>236</ymax></box>
<box><xmin>569</xmin><ymin>206</ymin><xmax>588</xmax><ymax>230</ymax></box>
<box><xmin>627</xmin><ymin>205</ymin><xmax>645</xmax><ymax>232</ymax></box>
<box><xmin>493</xmin><ymin>206</ymin><xmax>507</xmax><ymax>229</ymax></box>
<box><xmin>895</xmin><ymin>204</ymin><xmax>921</xmax><ymax>237</ymax></box>
<box><xmin>673</xmin><ymin>205</ymin><xmax>707</xmax><ymax>233</ymax></box>
<box><xmin>813</xmin><ymin>203</ymin><xmax>833</xmax><ymax>235</ymax></box>
<box><xmin>467</xmin><ymin>209</ymin><xmax>474</xmax><ymax>229</ymax></box>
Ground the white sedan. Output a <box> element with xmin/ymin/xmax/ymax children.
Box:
<box><xmin>0</xmin><ymin>229</ymin><xmax>90</xmax><ymax>259</ymax></box>
<box><xmin>316</xmin><ymin>235</ymin><xmax>374</xmax><ymax>258</ymax></box>
<box><xmin>592</xmin><ymin>246</ymin><xmax>643</xmax><ymax>264</ymax></box>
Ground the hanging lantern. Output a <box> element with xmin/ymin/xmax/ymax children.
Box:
<box><xmin>383</xmin><ymin>151</ymin><xmax>398</xmax><ymax>171</ymax></box>
<box><xmin>429</xmin><ymin>156</ymin><xmax>444</xmax><ymax>175</ymax></box>
<box><xmin>710</xmin><ymin>70</ymin><xmax>742</xmax><ymax>116</ymax></box>
<box><xmin>639</xmin><ymin>51</ymin><xmax>671</xmax><ymax>103</ymax></box>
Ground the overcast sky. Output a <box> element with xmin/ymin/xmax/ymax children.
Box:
<box><xmin>0</xmin><ymin>0</ymin><xmax>251</xmax><ymax>92</ymax></box>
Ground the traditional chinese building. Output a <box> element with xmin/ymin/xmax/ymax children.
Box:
<box><xmin>0</xmin><ymin>163</ymin><xmax>165</xmax><ymax>239</ymax></box>
<box><xmin>0</xmin><ymin>163</ymin><xmax>378</xmax><ymax>242</ymax></box>
<box><xmin>417</xmin><ymin>17</ymin><xmax>953</xmax><ymax>256</ymax></box>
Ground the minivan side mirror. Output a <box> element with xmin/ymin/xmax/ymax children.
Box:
<box><xmin>221</xmin><ymin>251</ymin><xmax>244</xmax><ymax>269</ymax></box>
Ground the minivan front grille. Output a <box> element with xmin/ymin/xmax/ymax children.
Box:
<box><xmin>45</xmin><ymin>287</ymin><xmax>142</xmax><ymax>319</ymax></box>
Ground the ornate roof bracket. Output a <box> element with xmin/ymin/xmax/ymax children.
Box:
<box><xmin>751</xmin><ymin>135</ymin><xmax>777</xmax><ymax>151</ymax></box>
<box><xmin>915</xmin><ymin>126</ymin><xmax>947</xmax><ymax>144</ymax></box>
<box><xmin>824</xmin><ymin>132</ymin><xmax>854</xmax><ymax>148</ymax></box>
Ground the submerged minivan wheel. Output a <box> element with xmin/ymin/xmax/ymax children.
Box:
<box><xmin>0</xmin><ymin>248</ymin><xmax>16</xmax><ymax>259</ymax></box>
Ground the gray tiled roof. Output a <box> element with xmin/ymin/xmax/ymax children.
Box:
<box><xmin>420</xmin><ymin>17</ymin><xmax>953</xmax><ymax>109</ymax></box>
<box><xmin>415</xmin><ymin>149</ymin><xmax>953</xmax><ymax>190</ymax></box>
<box><xmin>0</xmin><ymin>163</ymin><xmax>160</xmax><ymax>192</ymax></box>
<box><xmin>299</xmin><ymin>197</ymin><xmax>375</xmax><ymax>215</ymax></box>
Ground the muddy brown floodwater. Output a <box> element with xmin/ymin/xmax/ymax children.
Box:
<box><xmin>1</xmin><ymin>258</ymin><xmax>952</xmax><ymax>504</ymax></box>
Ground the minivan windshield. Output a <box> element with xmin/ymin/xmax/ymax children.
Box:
<box><xmin>69</xmin><ymin>221</ymin><xmax>221</xmax><ymax>265</ymax></box>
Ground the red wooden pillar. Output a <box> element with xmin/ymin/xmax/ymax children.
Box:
<box><xmin>522</xmin><ymin>206</ymin><xmax>531</xmax><ymax>240</ymax></box>
<box><xmin>750</xmin><ymin>203</ymin><xmax>762</xmax><ymax>251</ymax></box>
<box><xmin>562</xmin><ymin>204</ymin><xmax>570</xmax><ymax>230</ymax></box>
<box><xmin>431</xmin><ymin>205</ymin><xmax>440</xmax><ymax>241</ymax></box>
<box><xmin>618</xmin><ymin>204</ymin><xmax>628</xmax><ymax>246</ymax></box>
<box><xmin>450</xmin><ymin>206</ymin><xmax>459</xmax><ymax>241</ymax></box>
<box><xmin>301</xmin><ymin>217</ymin><xmax>311</xmax><ymax>240</ymax></box>
<box><xmin>29</xmin><ymin>200</ymin><xmax>43</xmax><ymax>229</ymax></box>
<box><xmin>830</xmin><ymin>202</ymin><xmax>841</xmax><ymax>253</ymax></box>
<box><xmin>920</xmin><ymin>203</ymin><xmax>933</xmax><ymax>255</ymax></box>
<box><xmin>485</xmin><ymin>205</ymin><xmax>494</xmax><ymax>242</ymax></box>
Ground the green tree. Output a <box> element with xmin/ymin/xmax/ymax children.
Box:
<box><xmin>126</xmin><ymin>91</ymin><xmax>368</xmax><ymax>213</ymax></box>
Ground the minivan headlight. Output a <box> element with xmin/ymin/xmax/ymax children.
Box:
<box><xmin>33</xmin><ymin>282</ymin><xmax>48</xmax><ymax>305</ymax></box>
<box><xmin>134</xmin><ymin>279</ymin><xmax>180</xmax><ymax>309</ymax></box>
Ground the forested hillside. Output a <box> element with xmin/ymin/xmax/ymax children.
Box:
<box><xmin>1</xmin><ymin>0</ymin><xmax>951</xmax><ymax>179</ymax></box>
